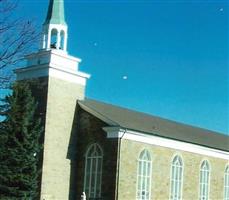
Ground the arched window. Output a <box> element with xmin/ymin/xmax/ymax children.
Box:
<box><xmin>136</xmin><ymin>149</ymin><xmax>152</xmax><ymax>200</ymax></box>
<box><xmin>224</xmin><ymin>165</ymin><xmax>229</xmax><ymax>200</ymax></box>
<box><xmin>199</xmin><ymin>160</ymin><xmax>210</xmax><ymax>200</ymax></box>
<box><xmin>60</xmin><ymin>30</ymin><xmax>65</xmax><ymax>50</ymax></box>
<box><xmin>170</xmin><ymin>155</ymin><xmax>183</xmax><ymax>200</ymax></box>
<box><xmin>50</xmin><ymin>29</ymin><xmax>58</xmax><ymax>49</ymax></box>
<box><xmin>84</xmin><ymin>143</ymin><xmax>103</xmax><ymax>199</ymax></box>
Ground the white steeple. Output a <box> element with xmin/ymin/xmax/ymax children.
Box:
<box><xmin>41</xmin><ymin>0</ymin><xmax>68</xmax><ymax>51</ymax></box>
<box><xmin>15</xmin><ymin>1</ymin><xmax>90</xmax><ymax>199</ymax></box>
<box><xmin>16</xmin><ymin>0</ymin><xmax>90</xmax><ymax>84</ymax></box>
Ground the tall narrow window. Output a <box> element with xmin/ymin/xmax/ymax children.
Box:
<box><xmin>170</xmin><ymin>155</ymin><xmax>183</xmax><ymax>200</ymax></box>
<box><xmin>84</xmin><ymin>143</ymin><xmax>103</xmax><ymax>199</ymax></box>
<box><xmin>199</xmin><ymin>160</ymin><xmax>210</xmax><ymax>200</ymax></box>
<box><xmin>224</xmin><ymin>165</ymin><xmax>229</xmax><ymax>200</ymax></box>
<box><xmin>136</xmin><ymin>149</ymin><xmax>152</xmax><ymax>200</ymax></box>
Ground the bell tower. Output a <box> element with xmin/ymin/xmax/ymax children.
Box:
<box><xmin>15</xmin><ymin>0</ymin><xmax>90</xmax><ymax>199</ymax></box>
<box><xmin>41</xmin><ymin>0</ymin><xmax>68</xmax><ymax>51</ymax></box>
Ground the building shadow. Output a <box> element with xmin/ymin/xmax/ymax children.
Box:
<box><xmin>66</xmin><ymin>101</ymin><xmax>80</xmax><ymax>200</ymax></box>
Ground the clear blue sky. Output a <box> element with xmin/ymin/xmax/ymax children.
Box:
<box><xmin>13</xmin><ymin>0</ymin><xmax>229</xmax><ymax>134</ymax></box>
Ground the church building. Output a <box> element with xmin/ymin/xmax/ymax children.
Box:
<box><xmin>15</xmin><ymin>0</ymin><xmax>229</xmax><ymax>200</ymax></box>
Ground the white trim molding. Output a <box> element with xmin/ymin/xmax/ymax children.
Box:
<box><xmin>15</xmin><ymin>50</ymin><xmax>90</xmax><ymax>86</ymax></box>
<box><xmin>15</xmin><ymin>64</ymin><xmax>90</xmax><ymax>86</ymax></box>
<box><xmin>103</xmin><ymin>127</ymin><xmax>229</xmax><ymax>160</ymax></box>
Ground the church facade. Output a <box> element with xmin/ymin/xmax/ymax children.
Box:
<box><xmin>15</xmin><ymin>0</ymin><xmax>229</xmax><ymax>200</ymax></box>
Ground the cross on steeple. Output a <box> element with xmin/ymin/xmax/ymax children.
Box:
<box><xmin>41</xmin><ymin>0</ymin><xmax>68</xmax><ymax>51</ymax></box>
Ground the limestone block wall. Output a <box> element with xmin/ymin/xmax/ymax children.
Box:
<box><xmin>117</xmin><ymin>139</ymin><xmax>228</xmax><ymax>200</ymax></box>
<box><xmin>40</xmin><ymin>77</ymin><xmax>85</xmax><ymax>200</ymax></box>
<box><xmin>74</xmin><ymin>109</ymin><xmax>119</xmax><ymax>200</ymax></box>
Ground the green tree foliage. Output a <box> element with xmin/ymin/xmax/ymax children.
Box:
<box><xmin>0</xmin><ymin>82</ymin><xmax>43</xmax><ymax>199</ymax></box>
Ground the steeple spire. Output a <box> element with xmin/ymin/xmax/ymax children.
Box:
<box><xmin>41</xmin><ymin>0</ymin><xmax>68</xmax><ymax>52</ymax></box>
<box><xmin>44</xmin><ymin>0</ymin><xmax>67</xmax><ymax>26</ymax></box>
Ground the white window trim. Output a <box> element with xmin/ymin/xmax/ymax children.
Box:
<box><xmin>136</xmin><ymin>149</ymin><xmax>152</xmax><ymax>200</ymax></box>
<box><xmin>169</xmin><ymin>154</ymin><xmax>184</xmax><ymax>200</ymax></box>
<box><xmin>224</xmin><ymin>164</ymin><xmax>229</xmax><ymax>200</ymax></box>
<box><xmin>199</xmin><ymin>160</ymin><xmax>211</xmax><ymax>200</ymax></box>
<box><xmin>83</xmin><ymin>143</ymin><xmax>103</xmax><ymax>199</ymax></box>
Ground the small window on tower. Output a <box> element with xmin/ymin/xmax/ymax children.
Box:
<box><xmin>50</xmin><ymin>29</ymin><xmax>58</xmax><ymax>49</ymax></box>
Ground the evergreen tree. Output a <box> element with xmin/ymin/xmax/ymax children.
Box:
<box><xmin>0</xmin><ymin>82</ymin><xmax>43</xmax><ymax>199</ymax></box>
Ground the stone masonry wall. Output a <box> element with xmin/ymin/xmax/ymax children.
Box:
<box><xmin>74</xmin><ymin>108</ymin><xmax>119</xmax><ymax>200</ymax></box>
<box><xmin>118</xmin><ymin>139</ymin><xmax>228</xmax><ymax>200</ymax></box>
<box><xmin>39</xmin><ymin>77</ymin><xmax>85</xmax><ymax>200</ymax></box>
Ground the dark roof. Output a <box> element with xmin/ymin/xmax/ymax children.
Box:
<box><xmin>78</xmin><ymin>99</ymin><xmax>229</xmax><ymax>152</ymax></box>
